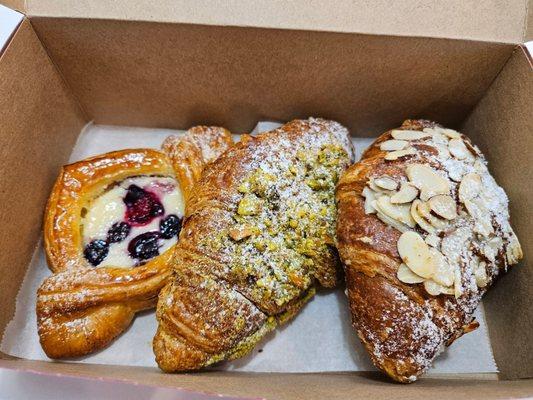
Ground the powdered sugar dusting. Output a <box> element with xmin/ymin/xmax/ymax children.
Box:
<box><xmin>352</xmin><ymin>120</ymin><xmax>522</xmax><ymax>380</ymax></box>
<box><xmin>198</xmin><ymin>118</ymin><xmax>355</xmax><ymax>313</ymax></box>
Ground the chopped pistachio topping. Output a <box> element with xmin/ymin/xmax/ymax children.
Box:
<box><xmin>202</xmin><ymin>143</ymin><xmax>350</xmax><ymax>309</ymax></box>
<box><xmin>237</xmin><ymin>194</ymin><xmax>262</xmax><ymax>216</ymax></box>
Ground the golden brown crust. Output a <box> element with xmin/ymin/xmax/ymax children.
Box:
<box><xmin>336</xmin><ymin>119</ymin><xmax>522</xmax><ymax>383</ymax></box>
<box><xmin>44</xmin><ymin>149</ymin><xmax>174</xmax><ymax>273</ymax></box>
<box><xmin>37</xmin><ymin>127</ymin><xmax>232</xmax><ymax>359</ymax></box>
<box><xmin>154</xmin><ymin>118</ymin><xmax>355</xmax><ymax>372</ymax></box>
<box><xmin>162</xmin><ymin>126</ymin><xmax>234</xmax><ymax>204</ymax></box>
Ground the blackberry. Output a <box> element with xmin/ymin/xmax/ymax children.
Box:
<box><xmin>128</xmin><ymin>231</ymin><xmax>161</xmax><ymax>261</ymax></box>
<box><xmin>159</xmin><ymin>214</ymin><xmax>182</xmax><ymax>239</ymax></box>
<box><xmin>107</xmin><ymin>221</ymin><xmax>131</xmax><ymax>243</ymax></box>
<box><xmin>84</xmin><ymin>239</ymin><xmax>109</xmax><ymax>266</ymax></box>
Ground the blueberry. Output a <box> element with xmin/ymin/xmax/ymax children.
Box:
<box><xmin>84</xmin><ymin>239</ymin><xmax>109</xmax><ymax>266</ymax></box>
<box><xmin>128</xmin><ymin>231</ymin><xmax>161</xmax><ymax>261</ymax></box>
<box><xmin>107</xmin><ymin>221</ymin><xmax>131</xmax><ymax>243</ymax></box>
<box><xmin>159</xmin><ymin>214</ymin><xmax>182</xmax><ymax>239</ymax></box>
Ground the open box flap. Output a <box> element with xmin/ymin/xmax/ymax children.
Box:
<box><xmin>28</xmin><ymin>17</ymin><xmax>516</xmax><ymax>134</ymax></box>
<box><xmin>1</xmin><ymin>359</ymin><xmax>533</xmax><ymax>400</ymax></box>
<box><xmin>0</xmin><ymin>0</ymin><xmax>24</xmax><ymax>13</ymax></box>
<box><xmin>15</xmin><ymin>0</ymin><xmax>531</xmax><ymax>44</ymax></box>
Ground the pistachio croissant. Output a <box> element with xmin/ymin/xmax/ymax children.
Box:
<box><xmin>153</xmin><ymin>118</ymin><xmax>355</xmax><ymax>371</ymax></box>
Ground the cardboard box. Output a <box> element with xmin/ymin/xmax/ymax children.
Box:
<box><xmin>0</xmin><ymin>1</ymin><xmax>531</xmax><ymax>398</ymax></box>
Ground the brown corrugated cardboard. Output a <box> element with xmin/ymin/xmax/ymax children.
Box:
<box><xmin>23</xmin><ymin>0</ymin><xmax>530</xmax><ymax>44</ymax></box>
<box><xmin>524</xmin><ymin>0</ymin><xmax>533</xmax><ymax>42</ymax></box>
<box><xmin>0</xmin><ymin>19</ymin><xmax>86</xmax><ymax>339</ymax></box>
<box><xmin>0</xmin><ymin>1</ymin><xmax>532</xmax><ymax>398</ymax></box>
<box><xmin>2</xmin><ymin>359</ymin><xmax>533</xmax><ymax>400</ymax></box>
<box><xmin>0</xmin><ymin>0</ymin><xmax>24</xmax><ymax>13</ymax></box>
<box><xmin>30</xmin><ymin>18</ymin><xmax>514</xmax><ymax>135</ymax></box>
<box><xmin>526</xmin><ymin>0</ymin><xmax>533</xmax><ymax>41</ymax></box>
<box><xmin>462</xmin><ymin>47</ymin><xmax>533</xmax><ymax>380</ymax></box>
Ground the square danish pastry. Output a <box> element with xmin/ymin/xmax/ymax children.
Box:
<box><xmin>37</xmin><ymin>126</ymin><xmax>233</xmax><ymax>358</ymax></box>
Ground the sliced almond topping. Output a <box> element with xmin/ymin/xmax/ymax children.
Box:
<box><xmin>375</xmin><ymin>196</ymin><xmax>416</xmax><ymax>227</ymax></box>
<box><xmin>424</xmin><ymin>280</ymin><xmax>454</xmax><ymax>296</ymax></box>
<box><xmin>434</xmin><ymin>144</ymin><xmax>451</xmax><ymax>159</ymax></box>
<box><xmin>380</xmin><ymin>139</ymin><xmax>408</xmax><ymax>151</ymax></box>
<box><xmin>473</xmin><ymin>159</ymin><xmax>488</xmax><ymax>174</ymax></box>
<box><xmin>374</xmin><ymin>176</ymin><xmax>398</xmax><ymax>191</ymax></box>
<box><xmin>397</xmin><ymin>263</ymin><xmax>425</xmax><ymax>284</ymax></box>
<box><xmin>362</xmin><ymin>186</ymin><xmax>374</xmax><ymax>198</ymax></box>
<box><xmin>410</xmin><ymin>200</ymin><xmax>436</xmax><ymax>234</ymax></box>
<box><xmin>424</xmin><ymin>234</ymin><xmax>441</xmax><ymax>248</ymax></box>
<box><xmin>458</xmin><ymin>173</ymin><xmax>481</xmax><ymax>203</ymax></box>
<box><xmin>357</xmin><ymin>236</ymin><xmax>373</xmax><ymax>244</ymax></box>
<box><xmin>390</xmin><ymin>182</ymin><xmax>418</xmax><ymax>204</ymax></box>
<box><xmin>447</xmin><ymin>163</ymin><xmax>465</xmax><ymax>183</ymax></box>
<box><xmin>368</xmin><ymin>180</ymin><xmax>383</xmax><ymax>193</ymax></box>
<box><xmin>362</xmin><ymin>186</ymin><xmax>377</xmax><ymax>214</ymax></box>
<box><xmin>464</xmin><ymin>140</ymin><xmax>481</xmax><ymax>158</ymax></box>
<box><xmin>423</xmin><ymin>128</ymin><xmax>449</xmax><ymax>145</ymax></box>
<box><xmin>397</xmin><ymin>231</ymin><xmax>436</xmax><ymax>279</ymax></box>
<box><xmin>464</xmin><ymin>198</ymin><xmax>494</xmax><ymax>237</ymax></box>
<box><xmin>417</xmin><ymin>200</ymin><xmax>447</xmax><ymax>230</ymax></box>
<box><xmin>369</xmin><ymin>177</ymin><xmax>395</xmax><ymax>193</ymax></box>
<box><xmin>474</xmin><ymin>261</ymin><xmax>488</xmax><ymax>288</ymax></box>
<box><xmin>384</xmin><ymin>147</ymin><xmax>417</xmax><ymax>161</ymax></box>
<box><xmin>505</xmin><ymin>232</ymin><xmax>523</xmax><ymax>265</ymax></box>
<box><xmin>422</xmin><ymin>127</ymin><xmax>439</xmax><ymax>134</ymax></box>
<box><xmin>454</xmin><ymin>266</ymin><xmax>463</xmax><ymax>298</ymax></box>
<box><xmin>406</xmin><ymin>164</ymin><xmax>450</xmax><ymax>201</ymax></box>
<box><xmin>375</xmin><ymin>210</ymin><xmax>410</xmax><ymax>233</ymax></box>
<box><xmin>428</xmin><ymin>195</ymin><xmax>457</xmax><ymax>220</ymax></box>
<box><xmin>482</xmin><ymin>244</ymin><xmax>497</xmax><ymax>263</ymax></box>
<box><xmin>488</xmin><ymin>236</ymin><xmax>503</xmax><ymax>250</ymax></box>
<box><xmin>442</xmin><ymin>128</ymin><xmax>461</xmax><ymax>139</ymax></box>
<box><xmin>449</xmin><ymin>138</ymin><xmax>475</xmax><ymax>161</ymax></box>
<box><xmin>429</xmin><ymin>248</ymin><xmax>454</xmax><ymax>287</ymax></box>
<box><xmin>391</xmin><ymin>129</ymin><xmax>431</xmax><ymax>141</ymax></box>
<box><xmin>482</xmin><ymin>238</ymin><xmax>501</xmax><ymax>263</ymax></box>
<box><xmin>229</xmin><ymin>225</ymin><xmax>254</xmax><ymax>241</ymax></box>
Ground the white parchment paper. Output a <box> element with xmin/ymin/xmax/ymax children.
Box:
<box><xmin>1</xmin><ymin>122</ymin><xmax>497</xmax><ymax>374</ymax></box>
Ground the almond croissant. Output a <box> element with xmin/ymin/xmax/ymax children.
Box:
<box><xmin>336</xmin><ymin>119</ymin><xmax>522</xmax><ymax>382</ymax></box>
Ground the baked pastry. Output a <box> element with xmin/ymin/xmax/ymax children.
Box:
<box><xmin>37</xmin><ymin>126</ymin><xmax>233</xmax><ymax>359</ymax></box>
<box><xmin>336</xmin><ymin>120</ymin><xmax>523</xmax><ymax>382</ymax></box>
<box><xmin>153</xmin><ymin>118</ymin><xmax>355</xmax><ymax>372</ymax></box>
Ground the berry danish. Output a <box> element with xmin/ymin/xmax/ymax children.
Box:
<box><xmin>36</xmin><ymin>126</ymin><xmax>233</xmax><ymax>358</ymax></box>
